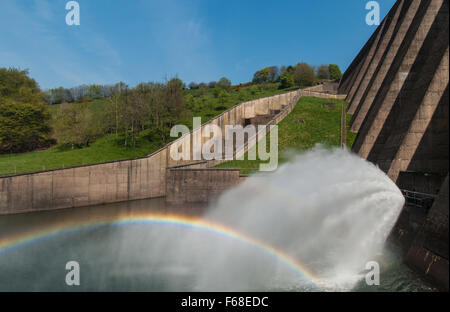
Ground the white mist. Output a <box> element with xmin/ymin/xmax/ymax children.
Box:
<box><xmin>197</xmin><ymin>147</ymin><xmax>405</xmax><ymax>291</ymax></box>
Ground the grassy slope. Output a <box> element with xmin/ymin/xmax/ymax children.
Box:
<box><xmin>179</xmin><ymin>83</ymin><xmax>300</xmax><ymax>129</ymax></box>
<box><xmin>215</xmin><ymin>97</ymin><xmax>357</xmax><ymax>174</ymax></box>
<box><xmin>0</xmin><ymin>83</ymin><xmax>300</xmax><ymax>176</ymax></box>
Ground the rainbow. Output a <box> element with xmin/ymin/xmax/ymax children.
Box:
<box><xmin>0</xmin><ymin>212</ymin><xmax>324</xmax><ymax>290</ymax></box>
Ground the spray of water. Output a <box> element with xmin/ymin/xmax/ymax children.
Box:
<box><xmin>189</xmin><ymin>146</ymin><xmax>405</xmax><ymax>291</ymax></box>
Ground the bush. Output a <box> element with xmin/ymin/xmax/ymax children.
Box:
<box><xmin>217</xmin><ymin>89</ymin><xmax>230</xmax><ymax>106</ymax></box>
<box><xmin>249</xmin><ymin>85</ymin><xmax>259</xmax><ymax>95</ymax></box>
<box><xmin>0</xmin><ymin>68</ymin><xmax>52</xmax><ymax>154</ymax></box>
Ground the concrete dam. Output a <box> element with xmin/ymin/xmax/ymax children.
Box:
<box><xmin>1</xmin><ymin>0</ymin><xmax>447</xmax><ymax>291</ymax></box>
<box><xmin>339</xmin><ymin>0</ymin><xmax>448</xmax><ymax>290</ymax></box>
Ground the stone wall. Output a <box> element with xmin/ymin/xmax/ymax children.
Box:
<box><xmin>165</xmin><ymin>168</ymin><xmax>241</xmax><ymax>205</ymax></box>
<box><xmin>0</xmin><ymin>150</ymin><xmax>167</xmax><ymax>214</ymax></box>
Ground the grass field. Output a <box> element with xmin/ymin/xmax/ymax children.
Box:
<box><xmin>214</xmin><ymin>96</ymin><xmax>357</xmax><ymax>174</ymax></box>
<box><xmin>0</xmin><ymin>83</ymin><xmax>301</xmax><ymax>176</ymax></box>
<box><xmin>0</xmin><ymin>132</ymin><xmax>162</xmax><ymax>176</ymax></box>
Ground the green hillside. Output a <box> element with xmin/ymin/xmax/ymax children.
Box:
<box><xmin>0</xmin><ymin>83</ymin><xmax>300</xmax><ymax>176</ymax></box>
<box><xmin>215</xmin><ymin>96</ymin><xmax>356</xmax><ymax>174</ymax></box>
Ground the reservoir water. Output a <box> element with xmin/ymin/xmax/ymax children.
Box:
<box><xmin>0</xmin><ymin>198</ymin><xmax>435</xmax><ymax>292</ymax></box>
<box><xmin>0</xmin><ymin>149</ymin><xmax>438</xmax><ymax>292</ymax></box>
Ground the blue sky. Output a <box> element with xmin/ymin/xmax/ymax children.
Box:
<box><xmin>0</xmin><ymin>0</ymin><xmax>396</xmax><ymax>90</ymax></box>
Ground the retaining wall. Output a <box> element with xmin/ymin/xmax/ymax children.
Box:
<box><xmin>165</xmin><ymin>168</ymin><xmax>241</xmax><ymax>205</ymax></box>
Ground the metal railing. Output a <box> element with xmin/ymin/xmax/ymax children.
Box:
<box><xmin>401</xmin><ymin>189</ymin><xmax>436</xmax><ymax>211</ymax></box>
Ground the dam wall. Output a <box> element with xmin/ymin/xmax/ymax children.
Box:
<box><xmin>0</xmin><ymin>151</ymin><xmax>168</xmax><ymax>215</ymax></box>
<box><xmin>339</xmin><ymin>0</ymin><xmax>449</xmax><ymax>290</ymax></box>
<box><xmin>406</xmin><ymin>174</ymin><xmax>449</xmax><ymax>290</ymax></box>
<box><xmin>0</xmin><ymin>87</ymin><xmax>342</xmax><ymax>215</ymax></box>
<box><xmin>165</xmin><ymin>168</ymin><xmax>241</xmax><ymax>205</ymax></box>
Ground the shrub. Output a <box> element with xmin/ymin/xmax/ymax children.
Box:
<box><xmin>279</xmin><ymin>71</ymin><xmax>295</xmax><ymax>89</ymax></box>
<box><xmin>0</xmin><ymin>68</ymin><xmax>52</xmax><ymax>154</ymax></box>
<box><xmin>329</xmin><ymin>64</ymin><xmax>343</xmax><ymax>81</ymax></box>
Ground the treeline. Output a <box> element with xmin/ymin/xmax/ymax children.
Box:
<box><xmin>53</xmin><ymin>78</ymin><xmax>186</xmax><ymax>149</ymax></box>
<box><xmin>183</xmin><ymin>63</ymin><xmax>342</xmax><ymax>93</ymax></box>
<box><xmin>252</xmin><ymin>63</ymin><xmax>342</xmax><ymax>89</ymax></box>
<box><xmin>44</xmin><ymin>84</ymin><xmax>116</xmax><ymax>104</ymax></box>
<box><xmin>44</xmin><ymin>78</ymin><xmax>233</xmax><ymax>105</ymax></box>
<box><xmin>186</xmin><ymin>77</ymin><xmax>231</xmax><ymax>91</ymax></box>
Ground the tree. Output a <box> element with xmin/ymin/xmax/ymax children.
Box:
<box><xmin>104</xmin><ymin>82</ymin><xmax>127</xmax><ymax>142</ymax></box>
<box><xmin>207</xmin><ymin>81</ymin><xmax>216</xmax><ymax>88</ymax></box>
<box><xmin>147</xmin><ymin>78</ymin><xmax>186</xmax><ymax>143</ymax></box>
<box><xmin>126</xmin><ymin>83</ymin><xmax>151</xmax><ymax>147</ymax></box>
<box><xmin>69</xmin><ymin>84</ymin><xmax>89</xmax><ymax>102</ymax></box>
<box><xmin>279</xmin><ymin>71</ymin><xmax>294</xmax><ymax>89</ymax></box>
<box><xmin>317</xmin><ymin>65</ymin><xmax>330</xmax><ymax>80</ymax></box>
<box><xmin>52</xmin><ymin>103</ymin><xmax>100</xmax><ymax>148</ymax></box>
<box><xmin>42</xmin><ymin>84</ymin><xmax>110</xmax><ymax>104</ymax></box>
<box><xmin>252</xmin><ymin>68</ymin><xmax>270</xmax><ymax>83</ymax></box>
<box><xmin>216</xmin><ymin>77</ymin><xmax>231</xmax><ymax>90</ymax></box>
<box><xmin>168</xmin><ymin>77</ymin><xmax>185</xmax><ymax>90</ymax></box>
<box><xmin>286</xmin><ymin>65</ymin><xmax>295</xmax><ymax>73</ymax></box>
<box><xmin>252</xmin><ymin>66</ymin><xmax>280</xmax><ymax>83</ymax></box>
<box><xmin>188</xmin><ymin>82</ymin><xmax>199</xmax><ymax>90</ymax></box>
<box><xmin>0</xmin><ymin>99</ymin><xmax>52</xmax><ymax>153</ymax></box>
<box><xmin>293</xmin><ymin>63</ymin><xmax>316</xmax><ymax>86</ymax></box>
<box><xmin>87</xmin><ymin>84</ymin><xmax>103</xmax><ymax>99</ymax></box>
<box><xmin>329</xmin><ymin>64</ymin><xmax>343</xmax><ymax>81</ymax></box>
<box><xmin>0</xmin><ymin>68</ymin><xmax>52</xmax><ymax>153</ymax></box>
<box><xmin>268</xmin><ymin>66</ymin><xmax>280</xmax><ymax>82</ymax></box>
